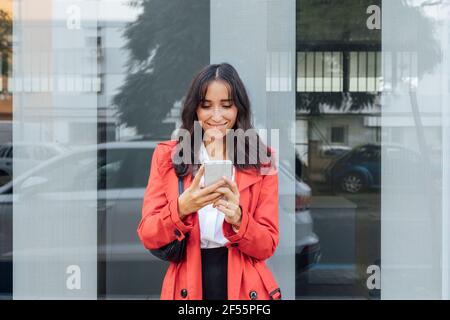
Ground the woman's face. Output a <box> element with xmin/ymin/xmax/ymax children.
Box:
<box><xmin>196</xmin><ymin>80</ymin><xmax>238</xmax><ymax>139</ymax></box>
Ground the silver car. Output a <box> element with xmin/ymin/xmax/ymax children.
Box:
<box><xmin>0</xmin><ymin>142</ymin><xmax>67</xmax><ymax>187</ymax></box>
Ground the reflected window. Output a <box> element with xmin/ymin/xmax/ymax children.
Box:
<box><xmin>330</xmin><ymin>126</ymin><xmax>346</xmax><ymax>144</ymax></box>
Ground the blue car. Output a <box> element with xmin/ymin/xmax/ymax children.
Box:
<box><xmin>325</xmin><ymin>144</ymin><xmax>381</xmax><ymax>193</ymax></box>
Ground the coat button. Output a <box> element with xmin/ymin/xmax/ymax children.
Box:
<box><xmin>174</xmin><ymin>229</ymin><xmax>181</xmax><ymax>237</ymax></box>
<box><xmin>249</xmin><ymin>291</ymin><xmax>257</xmax><ymax>300</ymax></box>
<box><xmin>180</xmin><ymin>289</ymin><xmax>188</xmax><ymax>298</ymax></box>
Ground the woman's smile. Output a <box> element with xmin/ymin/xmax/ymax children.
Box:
<box><xmin>206</xmin><ymin>122</ymin><xmax>228</xmax><ymax>128</ymax></box>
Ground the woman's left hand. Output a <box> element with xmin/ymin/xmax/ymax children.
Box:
<box><xmin>213</xmin><ymin>176</ymin><xmax>242</xmax><ymax>228</ymax></box>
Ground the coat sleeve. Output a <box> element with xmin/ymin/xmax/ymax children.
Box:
<box><xmin>222</xmin><ymin>172</ymin><xmax>279</xmax><ymax>261</ymax></box>
<box><xmin>137</xmin><ymin>144</ymin><xmax>194</xmax><ymax>250</ymax></box>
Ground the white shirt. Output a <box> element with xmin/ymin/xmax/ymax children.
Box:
<box><xmin>198</xmin><ymin>143</ymin><xmax>235</xmax><ymax>249</ymax></box>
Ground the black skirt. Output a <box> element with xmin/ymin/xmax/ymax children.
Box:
<box><xmin>201</xmin><ymin>246</ymin><xmax>228</xmax><ymax>300</ymax></box>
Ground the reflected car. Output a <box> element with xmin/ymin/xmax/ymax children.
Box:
<box><xmin>325</xmin><ymin>144</ymin><xmax>381</xmax><ymax>193</ymax></box>
<box><xmin>278</xmin><ymin>163</ymin><xmax>321</xmax><ymax>276</ymax></box>
<box><xmin>294</xmin><ymin>175</ymin><xmax>321</xmax><ymax>274</ymax></box>
<box><xmin>319</xmin><ymin>145</ymin><xmax>352</xmax><ymax>158</ymax></box>
<box><xmin>0</xmin><ymin>141</ymin><xmax>319</xmax><ymax>299</ymax></box>
<box><xmin>0</xmin><ymin>142</ymin><xmax>160</xmax><ymax>298</ymax></box>
<box><xmin>325</xmin><ymin>143</ymin><xmax>426</xmax><ymax>194</ymax></box>
<box><xmin>0</xmin><ymin>142</ymin><xmax>67</xmax><ymax>187</ymax></box>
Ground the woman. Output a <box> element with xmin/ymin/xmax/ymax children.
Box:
<box><xmin>137</xmin><ymin>63</ymin><xmax>281</xmax><ymax>300</ymax></box>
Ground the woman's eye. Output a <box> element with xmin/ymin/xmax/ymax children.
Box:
<box><xmin>201</xmin><ymin>104</ymin><xmax>232</xmax><ymax>109</ymax></box>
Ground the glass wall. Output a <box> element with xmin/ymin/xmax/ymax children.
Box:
<box><xmin>295</xmin><ymin>0</ymin><xmax>382</xmax><ymax>299</ymax></box>
<box><xmin>211</xmin><ymin>0</ymin><xmax>296</xmax><ymax>299</ymax></box>
<box><xmin>0</xmin><ymin>0</ymin><xmax>12</xmax><ymax>299</ymax></box>
<box><xmin>381</xmin><ymin>0</ymin><xmax>450</xmax><ymax>299</ymax></box>
<box><xmin>12</xmin><ymin>0</ymin><xmax>99</xmax><ymax>298</ymax></box>
<box><xmin>295</xmin><ymin>0</ymin><xmax>450</xmax><ymax>300</ymax></box>
<box><xmin>3</xmin><ymin>0</ymin><xmax>296</xmax><ymax>300</ymax></box>
<box><xmin>1</xmin><ymin>0</ymin><xmax>449</xmax><ymax>300</ymax></box>
<box><xmin>100</xmin><ymin>0</ymin><xmax>210</xmax><ymax>299</ymax></box>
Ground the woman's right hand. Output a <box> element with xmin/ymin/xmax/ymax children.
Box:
<box><xmin>177</xmin><ymin>165</ymin><xmax>225</xmax><ymax>219</ymax></box>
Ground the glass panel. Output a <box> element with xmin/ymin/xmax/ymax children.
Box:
<box><xmin>296</xmin><ymin>0</ymin><xmax>381</xmax><ymax>299</ymax></box>
<box><xmin>11</xmin><ymin>0</ymin><xmax>99</xmax><ymax>299</ymax></box>
<box><xmin>0</xmin><ymin>0</ymin><xmax>12</xmax><ymax>298</ymax></box>
<box><xmin>211</xmin><ymin>0</ymin><xmax>296</xmax><ymax>299</ymax></box>
<box><xmin>2</xmin><ymin>0</ymin><xmax>448</xmax><ymax>302</ymax></box>
<box><xmin>7</xmin><ymin>0</ymin><xmax>295</xmax><ymax>300</ymax></box>
<box><xmin>102</xmin><ymin>0</ymin><xmax>210</xmax><ymax>299</ymax></box>
<box><xmin>381</xmin><ymin>0</ymin><xmax>450</xmax><ymax>299</ymax></box>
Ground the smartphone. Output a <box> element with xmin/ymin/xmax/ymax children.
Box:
<box><xmin>204</xmin><ymin>160</ymin><xmax>233</xmax><ymax>187</ymax></box>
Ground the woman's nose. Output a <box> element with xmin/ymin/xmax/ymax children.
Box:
<box><xmin>211</xmin><ymin>107</ymin><xmax>224</xmax><ymax>120</ymax></box>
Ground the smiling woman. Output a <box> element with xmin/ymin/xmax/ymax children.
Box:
<box><xmin>137</xmin><ymin>63</ymin><xmax>282</xmax><ymax>300</ymax></box>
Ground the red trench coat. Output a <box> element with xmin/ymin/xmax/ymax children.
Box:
<box><xmin>137</xmin><ymin>141</ymin><xmax>281</xmax><ymax>300</ymax></box>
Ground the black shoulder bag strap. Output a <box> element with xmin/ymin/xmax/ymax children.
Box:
<box><xmin>149</xmin><ymin>176</ymin><xmax>188</xmax><ymax>263</ymax></box>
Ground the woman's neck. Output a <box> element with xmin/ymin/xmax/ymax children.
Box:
<box><xmin>204</xmin><ymin>137</ymin><xmax>227</xmax><ymax>160</ymax></box>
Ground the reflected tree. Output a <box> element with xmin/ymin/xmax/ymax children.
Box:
<box><xmin>0</xmin><ymin>9</ymin><xmax>12</xmax><ymax>88</ymax></box>
<box><xmin>384</xmin><ymin>0</ymin><xmax>442</xmax><ymax>169</ymax></box>
<box><xmin>112</xmin><ymin>0</ymin><xmax>209</xmax><ymax>138</ymax></box>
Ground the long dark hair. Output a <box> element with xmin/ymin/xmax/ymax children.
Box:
<box><xmin>173</xmin><ymin>63</ymin><xmax>272</xmax><ymax>177</ymax></box>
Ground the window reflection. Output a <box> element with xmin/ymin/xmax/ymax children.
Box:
<box><xmin>295</xmin><ymin>0</ymin><xmax>381</xmax><ymax>299</ymax></box>
<box><xmin>102</xmin><ymin>0</ymin><xmax>210</xmax><ymax>298</ymax></box>
<box><xmin>1</xmin><ymin>0</ymin><xmax>446</xmax><ymax>300</ymax></box>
